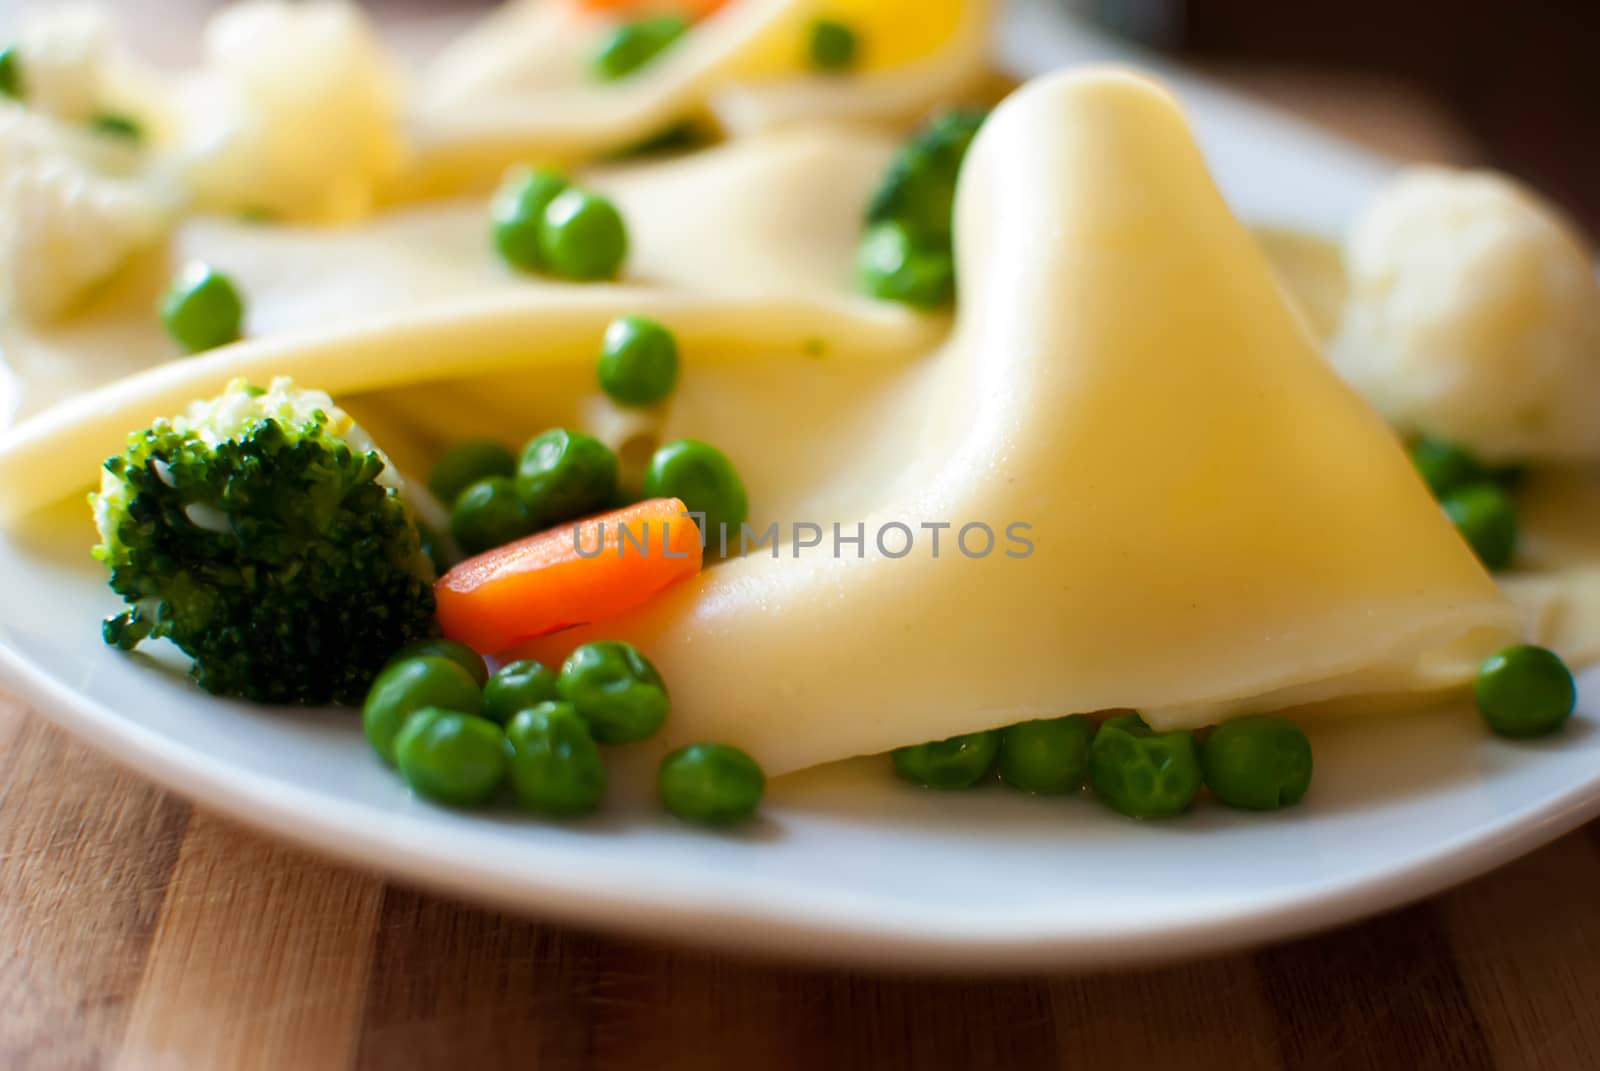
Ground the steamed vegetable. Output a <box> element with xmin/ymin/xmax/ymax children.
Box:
<box><xmin>1441</xmin><ymin>482</ymin><xmax>1518</xmax><ymax>571</ymax></box>
<box><xmin>857</xmin><ymin>221</ymin><xmax>955</xmax><ymax>308</ymax></box>
<box><xmin>659</xmin><ymin>743</ymin><xmax>765</xmax><ymax>825</ymax></box>
<box><xmin>161</xmin><ymin>263</ymin><xmax>246</xmax><ymax>353</ymax></box>
<box><xmin>506</xmin><ymin>701</ymin><xmax>608</xmax><ymax>816</ymax></box>
<box><xmin>558</xmin><ymin>640</ymin><xmax>670</xmax><ymax>744</ymax></box>
<box><xmin>91</xmin><ymin>113</ymin><xmax>142</xmax><ymax>142</ymax></box>
<box><xmin>808</xmin><ymin>19</ymin><xmax>859</xmax><ymax>72</ymax></box>
<box><xmin>539</xmin><ymin>187</ymin><xmax>629</xmax><ymax>281</ymax></box>
<box><xmin>428</xmin><ymin>439</ymin><xmax>518</xmax><ymax>509</ymax></box>
<box><xmin>387</xmin><ymin>638</ymin><xmax>490</xmax><ymax>686</ymax></box>
<box><xmin>517</xmin><ymin>428</ymin><xmax>619</xmax><ymax>527</ymax></box>
<box><xmin>450</xmin><ymin>475</ymin><xmax>536</xmax><ymax>555</ymax></box>
<box><xmin>364</xmin><ymin>655</ymin><xmax>484</xmax><ymax>763</ymax></box>
<box><xmin>394</xmin><ymin>708</ymin><xmax>508</xmax><ymax>806</ymax></box>
<box><xmin>0</xmin><ymin>47</ymin><xmax>22</xmax><ymax>100</ymax></box>
<box><xmin>1330</xmin><ymin>167</ymin><xmax>1600</xmax><ymax>463</ymax></box>
<box><xmin>482</xmin><ymin>659</ymin><xmax>562</xmax><ymax>725</ymax></box>
<box><xmin>642</xmin><ymin>439</ymin><xmax>747</xmax><ymax>547</ymax></box>
<box><xmin>866</xmin><ymin>109</ymin><xmax>985</xmax><ymax>244</ymax></box>
<box><xmin>858</xmin><ymin>110</ymin><xmax>984</xmax><ymax>308</ymax></box>
<box><xmin>892</xmin><ymin>730</ymin><xmax>999</xmax><ymax>789</ymax></box>
<box><xmin>491</xmin><ymin>168</ymin><xmax>569</xmax><ymax>274</ymax></box>
<box><xmin>1088</xmin><ymin>714</ymin><xmax>1202</xmax><ymax>818</ymax></box>
<box><xmin>1475</xmin><ymin>645</ymin><xmax>1576</xmax><ymax>739</ymax></box>
<box><xmin>598</xmin><ymin>315</ymin><xmax>680</xmax><ymax>406</ymax></box>
<box><xmin>435</xmin><ymin>497</ymin><xmax>703</xmax><ymax>654</ymax></box>
<box><xmin>998</xmin><ymin>715</ymin><xmax>1095</xmax><ymax>795</ymax></box>
<box><xmin>592</xmin><ymin>15</ymin><xmax>689</xmax><ymax>81</ymax></box>
<box><xmin>94</xmin><ymin>377</ymin><xmax>437</xmax><ymax>704</ymax></box>
<box><xmin>1200</xmin><ymin>715</ymin><xmax>1313</xmax><ymax>811</ymax></box>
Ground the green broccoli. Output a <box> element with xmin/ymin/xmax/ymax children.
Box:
<box><xmin>864</xmin><ymin>109</ymin><xmax>987</xmax><ymax>244</ymax></box>
<box><xmin>92</xmin><ymin>377</ymin><xmax>438</xmax><ymax>705</ymax></box>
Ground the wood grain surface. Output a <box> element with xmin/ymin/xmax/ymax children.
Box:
<box><xmin>5</xmin><ymin>3</ymin><xmax>1576</xmax><ymax>1068</ymax></box>
<box><xmin>10</xmin><ymin>694</ymin><xmax>1600</xmax><ymax>1071</ymax></box>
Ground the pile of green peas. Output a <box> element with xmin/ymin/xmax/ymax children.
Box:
<box><xmin>1408</xmin><ymin>436</ymin><xmax>1521</xmax><ymax>572</ymax></box>
<box><xmin>891</xmin><ymin>711</ymin><xmax>1313</xmax><ymax>818</ymax></box>
<box><xmin>362</xmin><ymin>636</ymin><xmax>765</xmax><ymax>825</ymax></box>
<box><xmin>433</xmin><ymin>427</ymin><xmax>618</xmax><ymax>557</ymax></box>
<box><xmin>891</xmin><ymin>642</ymin><xmax>1581</xmax><ymax>817</ymax></box>
<box><xmin>856</xmin><ymin>111</ymin><xmax>986</xmax><ymax>310</ymax></box>
<box><xmin>492</xmin><ymin>168</ymin><xmax>629</xmax><ymax>282</ymax></box>
<box><xmin>436</xmin><ymin>426</ymin><xmax>749</xmax><ymax>558</ymax></box>
<box><xmin>430</xmin><ymin>314</ymin><xmax>747</xmax><ymax>558</ymax></box>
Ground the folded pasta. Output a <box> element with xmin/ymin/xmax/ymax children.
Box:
<box><xmin>407</xmin><ymin>0</ymin><xmax>994</xmax><ymax>195</ymax></box>
<box><xmin>0</xmin><ymin>68</ymin><xmax>1543</xmax><ymax>776</ymax></box>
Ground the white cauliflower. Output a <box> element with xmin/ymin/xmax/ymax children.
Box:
<box><xmin>177</xmin><ymin>1</ymin><xmax>408</xmax><ymax>224</ymax></box>
<box><xmin>1330</xmin><ymin>167</ymin><xmax>1600</xmax><ymax>463</ymax></box>
<box><xmin>0</xmin><ymin>103</ymin><xmax>172</xmax><ymax>321</ymax></box>
<box><xmin>15</xmin><ymin>3</ymin><xmax>109</xmax><ymax>121</ymax></box>
<box><xmin>12</xmin><ymin>3</ymin><xmax>168</xmax><ymax>135</ymax></box>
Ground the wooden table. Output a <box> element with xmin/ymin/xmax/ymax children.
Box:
<box><xmin>9</xmin><ymin>4</ymin><xmax>1591</xmax><ymax>1068</ymax></box>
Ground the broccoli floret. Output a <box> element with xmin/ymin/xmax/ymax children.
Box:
<box><xmin>92</xmin><ymin>377</ymin><xmax>437</xmax><ymax>705</ymax></box>
<box><xmin>865</xmin><ymin>109</ymin><xmax>987</xmax><ymax>244</ymax></box>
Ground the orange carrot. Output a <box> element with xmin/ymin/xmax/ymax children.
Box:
<box><xmin>577</xmin><ymin>0</ymin><xmax>729</xmax><ymax>19</ymax></box>
<box><xmin>435</xmin><ymin>497</ymin><xmax>703</xmax><ymax>654</ymax></box>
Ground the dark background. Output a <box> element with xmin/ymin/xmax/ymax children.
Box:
<box><xmin>1091</xmin><ymin>0</ymin><xmax>1600</xmax><ymax>231</ymax></box>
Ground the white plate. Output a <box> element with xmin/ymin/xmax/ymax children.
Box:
<box><xmin>3</xmin><ymin>5</ymin><xmax>1597</xmax><ymax>971</ymax></box>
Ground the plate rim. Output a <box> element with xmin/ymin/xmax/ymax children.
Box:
<box><xmin>6</xmin><ymin>640</ymin><xmax>1600</xmax><ymax>971</ymax></box>
<box><xmin>4</xmin><ymin>4</ymin><xmax>1596</xmax><ymax>971</ymax></box>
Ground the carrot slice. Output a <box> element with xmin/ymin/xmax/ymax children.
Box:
<box><xmin>577</xmin><ymin>0</ymin><xmax>729</xmax><ymax>19</ymax></box>
<box><xmin>435</xmin><ymin>497</ymin><xmax>703</xmax><ymax>654</ymax></box>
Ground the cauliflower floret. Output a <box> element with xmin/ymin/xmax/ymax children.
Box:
<box><xmin>15</xmin><ymin>3</ymin><xmax>109</xmax><ymax>121</ymax></box>
<box><xmin>1330</xmin><ymin>167</ymin><xmax>1600</xmax><ymax>463</ymax></box>
<box><xmin>13</xmin><ymin>3</ymin><xmax>169</xmax><ymax>134</ymax></box>
<box><xmin>0</xmin><ymin>103</ymin><xmax>172</xmax><ymax>321</ymax></box>
<box><xmin>177</xmin><ymin>1</ymin><xmax>408</xmax><ymax>224</ymax></box>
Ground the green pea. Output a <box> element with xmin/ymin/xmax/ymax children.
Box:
<box><xmin>558</xmin><ymin>641</ymin><xmax>669</xmax><ymax>744</ymax></box>
<box><xmin>387</xmin><ymin>638</ymin><xmax>489</xmax><ymax>687</ymax></box>
<box><xmin>1088</xmin><ymin>714</ymin><xmax>1202</xmax><ymax>819</ymax></box>
<box><xmin>857</xmin><ymin>221</ymin><xmax>955</xmax><ymax>309</ymax></box>
<box><xmin>998</xmin><ymin>714</ymin><xmax>1095</xmax><ymax>795</ymax></box>
<box><xmin>1409</xmin><ymin>436</ymin><xmax>1486</xmax><ymax>498</ymax></box>
<box><xmin>506</xmin><ymin>702</ymin><xmax>607</xmax><ymax>816</ymax></box>
<box><xmin>892</xmin><ymin>730</ymin><xmax>1000</xmax><ymax>790</ymax></box>
<box><xmin>395</xmin><ymin>708</ymin><xmax>508</xmax><ymax>807</ymax></box>
<box><xmin>1200</xmin><ymin>715</ymin><xmax>1314</xmax><ymax>811</ymax></box>
<box><xmin>450</xmin><ymin>476</ymin><xmax>536</xmax><ymax>556</ymax></box>
<box><xmin>592</xmin><ymin>15</ymin><xmax>689</xmax><ymax>81</ymax></box>
<box><xmin>90</xmin><ymin>113</ymin><xmax>143</xmax><ymax>143</ymax></box>
<box><xmin>516</xmin><ymin>428</ymin><xmax>619</xmax><ymax>528</ymax></box>
<box><xmin>807</xmin><ymin>18</ymin><xmax>859</xmax><ymax>72</ymax></box>
<box><xmin>0</xmin><ymin>47</ymin><xmax>23</xmax><ymax>100</ymax></box>
<box><xmin>483</xmin><ymin>659</ymin><xmax>561</xmax><ymax>725</ymax></box>
<box><xmin>362</xmin><ymin>656</ymin><xmax>483</xmax><ymax>764</ymax></box>
<box><xmin>608</xmin><ymin>120</ymin><xmax>707</xmax><ymax>160</ymax></box>
<box><xmin>1441</xmin><ymin>482</ymin><xmax>1517</xmax><ymax>571</ymax></box>
<box><xmin>491</xmin><ymin>168</ymin><xmax>569</xmax><ymax>273</ymax></box>
<box><xmin>643</xmin><ymin>439</ymin><xmax>748</xmax><ymax>548</ymax></box>
<box><xmin>429</xmin><ymin>439</ymin><xmax>517</xmax><ymax>507</ymax></box>
<box><xmin>538</xmin><ymin>188</ymin><xmax>628</xmax><ymax>281</ymax></box>
<box><xmin>161</xmin><ymin>264</ymin><xmax>245</xmax><ymax>353</ymax></box>
<box><xmin>659</xmin><ymin>742</ymin><xmax>765</xmax><ymax>825</ymax></box>
<box><xmin>598</xmin><ymin>315</ymin><xmax>680</xmax><ymax>406</ymax></box>
<box><xmin>1475</xmin><ymin>645</ymin><xmax>1576</xmax><ymax>739</ymax></box>
<box><xmin>866</xmin><ymin>110</ymin><xmax>985</xmax><ymax>244</ymax></box>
